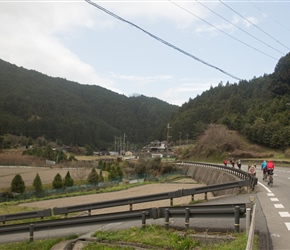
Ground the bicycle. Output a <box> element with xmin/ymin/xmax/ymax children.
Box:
<box><xmin>263</xmin><ymin>170</ymin><xmax>268</xmax><ymax>181</ymax></box>
<box><xmin>268</xmin><ymin>170</ymin><xmax>274</xmax><ymax>187</ymax></box>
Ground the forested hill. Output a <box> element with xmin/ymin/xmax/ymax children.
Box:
<box><xmin>167</xmin><ymin>52</ymin><xmax>290</xmax><ymax>150</ymax></box>
<box><xmin>0</xmin><ymin>59</ymin><xmax>178</xmax><ymax>150</ymax></box>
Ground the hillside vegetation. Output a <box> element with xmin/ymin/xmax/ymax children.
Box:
<box><xmin>0</xmin><ymin>59</ymin><xmax>178</xmax><ymax>150</ymax></box>
<box><xmin>174</xmin><ymin>124</ymin><xmax>280</xmax><ymax>161</ymax></box>
<box><xmin>166</xmin><ymin>52</ymin><xmax>290</xmax><ymax>152</ymax></box>
<box><xmin>1</xmin><ymin>52</ymin><xmax>290</xmax><ymax>156</ymax></box>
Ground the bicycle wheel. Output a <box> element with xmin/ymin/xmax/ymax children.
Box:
<box><xmin>269</xmin><ymin>176</ymin><xmax>273</xmax><ymax>187</ymax></box>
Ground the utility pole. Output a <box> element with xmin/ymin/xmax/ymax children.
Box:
<box><xmin>186</xmin><ymin>133</ymin><xmax>189</xmax><ymax>145</ymax></box>
<box><xmin>166</xmin><ymin>123</ymin><xmax>171</xmax><ymax>160</ymax></box>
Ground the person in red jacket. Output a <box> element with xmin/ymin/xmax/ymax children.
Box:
<box><xmin>266</xmin><ymin>160</ymin><xmax>274</xmax><ymax>181</ymax></box>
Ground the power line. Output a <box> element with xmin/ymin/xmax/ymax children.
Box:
<box><xmin>195</xmin><ymin>0</ymin><xmax>285</xmax><ymax>56</ymax></box>
<box><xmin>219</xmin><ymin>0</ymin><xmax>290</xmax><ymax>51</ymax></box>
<box><xmin>85</xmin><ymin>0</ymin><xmax>242</xmax><ymax>81</ymax></box>
<box><xmin>169</xmin><ymin>0</ymin><xmax>278</xmax><ymax>60</ymax></box>
<box><xmin>247</xmin><ymin>0</ymin><xmax>290</xmax><ymax>34</ymax></box>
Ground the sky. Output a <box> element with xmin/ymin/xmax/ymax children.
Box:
<box><xmin>0</xmin><ymin>0</ymin><xmax>289</xmax><ymax>106</ymax></box>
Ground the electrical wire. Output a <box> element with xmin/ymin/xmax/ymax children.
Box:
<box><xmin>169</xmin><ymin>0</ymin><xmax>278</xmax><ymax>60</ymax></box>
<box><xmin>247</xmin><ymin>0</ymin><xmax>290</xmax><ymax>34</ymax></box>
<box><xmin>84</xmin><ymin>0</ymin><xmax>242</xmax><ymax>81</ymax></box>
<box><xmin>219</xmin><ymin>0</ymin><xmax>290</xmax><ymax>51</ymax></box>
<box><xmin>195</xmin><ymin>0</ymin><xmax>285</xmax><ymax>56</ymax></box>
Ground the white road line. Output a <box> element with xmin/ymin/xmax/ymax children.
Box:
<box><xmin>274</xmin><ymin>204</ymin><xmax>284</xmax><ymax>208</ymax></box>
<box><xmin>285</xmin><ymin>223</ymin><xmax>290</xmax><ymax>230</ymax></box>
<box><xmin>259</xmin><ymin>181</ymin><xmax>273</xmax><ymax>193</ymax></box>
<box><xmin>279</xmin><ymin>212</ymin><xmax>290</xmax><ymax>217</ymax></box>
<box><xmin>270</xmin><ymin>198</ymin><xmax>279</xmax><ymax>201</ymax></box>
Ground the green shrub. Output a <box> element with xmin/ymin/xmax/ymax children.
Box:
<box><xmin>52</xmin><ymin>173</ymin><xmax>63</xmax><ymax>189</ymax></box>
<box><xmin>33</xmin><ymin>173</ymin><xmax>43</xmax><ymax>192</ymax></box>
<box><xmin>87</xmin><ymin>168</ymin><xmax>99</xmax><ymax>184</ymax></box>
<box><xmin>64</xmin><ymin>171</ymin><xmax>74</xmax><ymax>187</ymax></box>
<box><xmin>10</xmin><ymin>174</ymin><xmax>25</xmax><ymax>193</ymax></box>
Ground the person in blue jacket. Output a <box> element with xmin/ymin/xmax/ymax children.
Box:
<box><xmin>261</xmin><ymin>160</ymin><xmax>267</xmax><ymax>180</ymax></box>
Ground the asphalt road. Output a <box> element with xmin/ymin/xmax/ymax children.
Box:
<box><xmin>254</xmin><ymin>165</ymin><xmax>290</xmax><ymax>250</ymax></box>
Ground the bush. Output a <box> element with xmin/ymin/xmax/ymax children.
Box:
<box><xmin>33</xmin><ymin>173</ymin><xmax>43</xmax><ymax>192</ymax></box>
<box><xmin>87</xmin><ymin>168</ymin><xmax>99</xmax><ymax>185</ymax></box>
<box><xmin>11</xmin><ymin>174</ymin><xmax>26</xmax><ymax>193</ymax></box>
<box><xmin>64</xmin><ymin>171</ymin><xmax>74</xmax><ymax>187</ymax></box>
<box><xmin>52</xmin><ymin>173</ymin><xmax>63</xmax><ymax>189</ymax></box>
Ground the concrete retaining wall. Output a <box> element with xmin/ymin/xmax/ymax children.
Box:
<box><xmin>183</xmin><ymin>165</ymin><xmax>241</xmax><ymax>196</ymax></box>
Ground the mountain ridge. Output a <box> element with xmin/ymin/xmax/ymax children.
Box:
<box><xmin>0</xmin><ymin>59</ymin><xmax>178</xmax><ymax>150</ymax></box>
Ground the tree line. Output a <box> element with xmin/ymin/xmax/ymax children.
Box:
<box><xmin>0</xmin><ymin>58</ymin><xmax>177</xmax><ymax>150</ymax></box>
<box><xmin>7</xmin><ymin>161</ymin><xmax>124</xmax><ymax>196</ymax></box>
<box><xmin>165</xmin><ymin>52</ymin><xmax>290</xmax><ymax>150</ymax></box>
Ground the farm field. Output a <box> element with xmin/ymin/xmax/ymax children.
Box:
<box><xmin>0</xmin><ymin>166</ymin><xmax>78</xmax><ymax>189</ymax></box>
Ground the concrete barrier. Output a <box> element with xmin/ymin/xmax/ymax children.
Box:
<box><xmin>183</xmin><ymin>165</ymin><xmax>240</xmax><ymax>196</ymax></box>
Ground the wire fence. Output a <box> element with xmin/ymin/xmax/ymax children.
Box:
<box><xmin>0</xmin><ymin>171</ymin><xmax>184</xmax><ymax>202</ymax></box>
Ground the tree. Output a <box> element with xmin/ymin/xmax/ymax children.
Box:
<box><xmin>11</xmin><ymin>174</ymin><xmax>25</xmax><ymax>193</ymax></box>
<box><xmin>99</xmin><ymin>170</ymin><xmax>104</xmax><ymax>182</ymax></box>
<box><xmin>33</xmin><ymin>173</ymin><xmax>43</xmax><ymax>192</ymax></box>
<box><xmin>64</xmin><ymin>171</ymin><xmax>74</xmax><ymax>187</ymax></box>
<box><xmin>52</xmin><ymin>173</ymin><xmax>63</xmax><ymax>189</ymax></box>
<box><xmin>87</xmin><ymin>168</ymin><xmax>99</xmax><ymax>185</ymax></box>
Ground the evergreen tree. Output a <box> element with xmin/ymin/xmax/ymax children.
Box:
<box><xmin>87</xmin><ymin>168</ymin><xmax>99</xmax><ymax>185</ymax></box>
<box><xmin>116</xmin><ymin>165</ymin><xmax>124</xmax><ymax>181</ymax></box>
<box><xmin>11</xmin><ymin>174</ymin><xmax>25</xmax><ymax>193</ymax></box>
<box><xmin>52</xmin><ymin>173</ymin><xmax>63</xmax><ymax>189</ymax></box>
<box><xmin>98</xmin><ymin>160</ymin><xmax>103</xmax><ymax>169</ymax></box>
<box><xmin>64</xmin><ymin>171</ymin><xmax>74</xmax><ymax>187</ymax></box>
<box><xmin>33</xmin><ymin>173</ymin><xmax>43</xmax><ymax>192</ymax></box>
<box><xmin>99</xmin><ymin>170</ymin><xmax>104</xmax><ymax>182</ymax></box>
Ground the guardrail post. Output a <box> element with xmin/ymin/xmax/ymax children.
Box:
<box><xmin>234</xmin><ymin>206</ymin><xmax>240</xmax><ymax>233</ymax></box>
<box><xmin>185</xmin><ymin>208</ymin><xmax>190</xmax><ymax>230</ymax></box>
<box><xmin>170</xmin><ymin>198</ymin><xmax>173</xmax><ymax>206</ymax></box>
<box><xmin>88</xmin><ymin>210</ymin><xmax>91</xmax><ymax>216</ymax></box>
<box><xmin>165</xmin><ymin>209</ymin><xmax>169</xmax><ymax>230</ymax></box>
<box><xmin>204</xmin><ymin>192</ymin><xmax>208</xmax><ymax>200</ymax></box>
<box><xmin>142</xmin><ymin>211</ymin><xmax>146</xmax><ymax>229</ymax></box>
<box><xmin>130</xmin><ymin>204</ymin><xmax>133</xmax><ymax>211</ymax></box>
<box><xmin>191</xmin><ymin>194</ymin><xmax>194</xmax><ymax>202</ymax></box>
<box><xmin>246</xmin><ymin>208</ymin><xmax>251</xmax><ymax>237</ymax></box>
<box><xmin>29</xmin><ymin>224</ymin><xmax>34</xmax><ymax>242</ymax></box>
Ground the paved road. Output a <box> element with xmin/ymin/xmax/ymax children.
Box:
<box><xmin>254</xmin><ymin>165</ymin><xmax>290</xmax><ymax>250</ymax></box>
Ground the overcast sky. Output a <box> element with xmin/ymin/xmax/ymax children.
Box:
<box><xmin>1</xmin><ymin>0</ymin><xmax>289</xmax><ymax>106</ymax></box>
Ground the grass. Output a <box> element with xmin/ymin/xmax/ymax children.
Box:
<box><xmin>0</xmin><ymin>226</ymin><xmax>258</xmax><ymax>250</ymax></box>
<box><xmin>82</xmin><ymin>225</ymin><xmax>258</xmax><ymax>250</ymax></box>
<box><xmin>0</xmin><ymin>235</ymin><xmax>78</xmax><ymax>250</ymax></box>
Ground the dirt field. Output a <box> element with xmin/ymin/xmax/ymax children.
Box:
<box><xmin>0</xmin><ymin>166</ymin><xmax>80</xmax><ymax>189</ymax></box>
<box><xmin>19</xmin><ymin>182</ymin><xmax>212</xmax><ymax>214</ymax></box>
<box><xmin>0</xmin><ymin>166</ymin><xmax>212</xmax><ymax>213</ymax></box>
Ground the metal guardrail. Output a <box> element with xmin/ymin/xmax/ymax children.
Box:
<box><xmin>0</xmin><ymin>203</ymin><xmax>247</xmax><ymax>235</ymax></box>
<box><xmin>0</xmin><ymin>162</ymin><xmax>255</xmax><ymax>240</ymax></box>
<box><xmin>246</xmin><ymin>203</ymin><xmax>256</xmax><ymax>250</ymax></box>
<box><xmin>177</xmin><ymin>161</ymin><xmax>258</xmax><ymax>190</ymax></box>
<box><xmin>0</xmin><ymin>209</ymin><xmax>52</xmax><ymax>224</ymax></box>
<box><xmin>53</xmin><ymin>180</ymin><xmax>248</xmax><ymax>216</ymax></box>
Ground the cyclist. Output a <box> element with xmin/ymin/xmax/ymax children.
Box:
<box><xmin>266</xmin><ymin>160</ymin><xmax>274</xmax><ymax>185</ymax></box>
<box><xmin>261</xmin><ymin>160</ymin><xmax>267</xmax><ymax>180</ymax></box>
